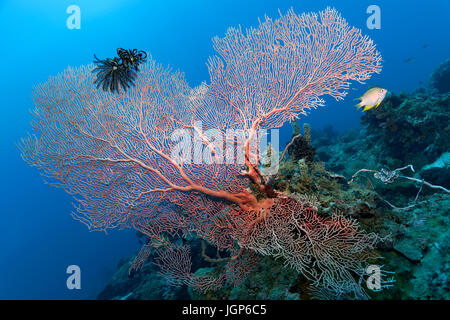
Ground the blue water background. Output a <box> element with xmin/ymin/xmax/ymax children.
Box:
<box><xmin>0</xmin><ymin>0</ymin><xmax>449</xmax><ymax>299</ymax></box>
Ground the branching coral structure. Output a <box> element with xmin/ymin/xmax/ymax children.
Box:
<box><xmin>19</xmin><ymin>8</ymin><xmax>382</xmax><ymax>298</ymax></box>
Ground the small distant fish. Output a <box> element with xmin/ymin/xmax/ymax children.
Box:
<box><xmin>355</xmin><ymin>87</ymin><xmax>388</xmax><ymax>112</ymax></box>
<box><xmin>422</xmin><ymin>44</ymin><xmax>429</xmax><ymax>49</ymax></box>
<box><xmin>404</xmin><ymin>57</ymin><xmax>415</xmax><ymax>63</ymax></box>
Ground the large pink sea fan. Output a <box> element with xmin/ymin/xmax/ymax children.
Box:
<box><xmin>20</xmin><ymin>7</ymin><xmax>382</xmax><ymax>298</ymax></box>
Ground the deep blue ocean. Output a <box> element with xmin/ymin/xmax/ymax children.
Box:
<box><xmin>0</xmin><ymin>0</ymin><xmax>449</xmax><ymax>299</ymax></box>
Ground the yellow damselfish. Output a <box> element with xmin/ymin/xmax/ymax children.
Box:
<box><xmin>355</xmin><ymin>87</ymin><xmax>388</xmax><ymax>112</ymax></box>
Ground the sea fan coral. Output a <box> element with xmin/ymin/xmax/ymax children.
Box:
<box><xmin>20</xmin><ymin>8</ymin><xmax>382</xmax><ymax>298</ymax></box>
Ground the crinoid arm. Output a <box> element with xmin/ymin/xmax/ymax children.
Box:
<box><xmin>117</xmin><ymin>48</ymin><xmax>147</xmax><ymax>71</ymax></box>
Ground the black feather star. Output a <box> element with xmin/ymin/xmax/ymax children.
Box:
<box><xmin>117</xmin><ymin>48</ymin><xmax>147</xmax><ymax>72</ymax></box>
<box><xmin>92</xmin><ymin>48</ymin><xmax>147</xmax><ymax>94</ymax></box>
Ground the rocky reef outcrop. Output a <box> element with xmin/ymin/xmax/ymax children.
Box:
<box><xmin>310</xmin><ymin>60</ymin><xmax>450</xmax><ymax>299</ymax></box>
<box><xmin>430</xmin><ymin>58</ymin><xmax>450</xmax><ymax>94</ymax></box>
